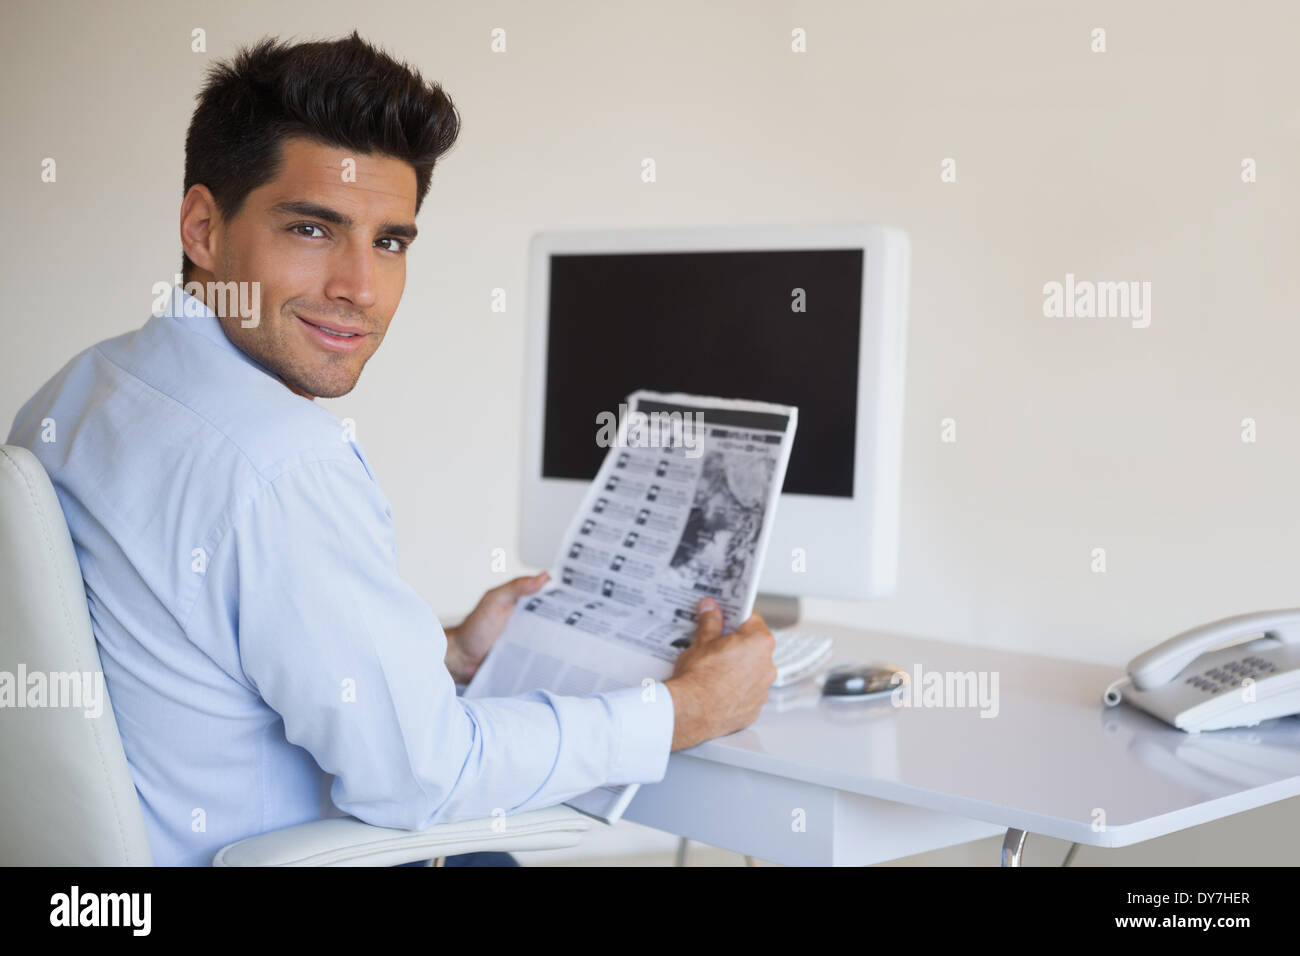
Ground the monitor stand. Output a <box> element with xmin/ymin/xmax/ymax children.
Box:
<box><xmin>754</xmin><ymin>593</ymin><xmax>801</xmax><ymax>631</ymax></box>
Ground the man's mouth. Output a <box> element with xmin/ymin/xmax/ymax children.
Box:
<box><xmin>296</xmin><ymin>314</ymin><xmax>364</xmax><ymax>338</ymax></box>
<box><xmin>295</xmin><ymin>313</ymin><xmax>370</xmax><ymax>352</ymax></box>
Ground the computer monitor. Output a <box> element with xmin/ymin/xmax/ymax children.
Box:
<box><xmin>519</xmin><ymin>224</ymin><xmax>910</xmax><ymax>606</ymax></box>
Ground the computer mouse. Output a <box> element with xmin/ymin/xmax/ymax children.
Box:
<box><xmin>820</xmin><ymin>664</ymin><xmax>902</xmax><ymax>698</ymax></box>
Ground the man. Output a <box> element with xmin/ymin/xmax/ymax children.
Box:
<box><xmin>7</xmin><ymin>32</ymin><xmax>776</xmax><ymax>867</ymax></box>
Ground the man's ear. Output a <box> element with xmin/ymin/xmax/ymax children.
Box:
<box><xmin>179</xmin><ymin>184</ymin><xmax>223</xmax><ymax>275</ymax></box>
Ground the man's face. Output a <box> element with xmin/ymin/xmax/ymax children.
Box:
<box><xmin>202</xmin><ymin>137</ymin><xmax>418</xmax><ymax>400</ymax></box>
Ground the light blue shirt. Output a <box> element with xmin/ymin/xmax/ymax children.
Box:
<box><xmin>7</xmin><ymin>287</ymin><xmax>674</xmax><ymax>866</ymax></box>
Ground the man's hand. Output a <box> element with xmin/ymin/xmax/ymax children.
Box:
<box><xmin>445</xmin><ymin>571</ymin><xmax>550</xmax><ymax>684</ymax></box>
<box><xmin>664</xmin><ymin>597</ymin><xmax>777</xmax><ymax>751</ymax></box>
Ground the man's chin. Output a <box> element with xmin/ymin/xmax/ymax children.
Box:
<box><xmin>311</xmin><ymin>381</ymin><xmax>359</xmax><ymax>399</ymax></box>
<box><xmin>270</xmin><ymin>368</ymin><xmax>352</xmax><ymax>399</ymax></box>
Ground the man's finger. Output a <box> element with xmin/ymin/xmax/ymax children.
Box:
<box><xmin>692</xmin><ymin>598</ymin><xmax>724</xmax><ymax>645</ymax></box>
<box><xmin>494</xmin><ymin>571</ymin><xmax>549</xmax><ymax>603</ymax></box>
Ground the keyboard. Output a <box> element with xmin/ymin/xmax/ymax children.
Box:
<box><xmin>771</xmin><ymin>630</ymin><xmax>834</xmax><ymax>687</ymax></box>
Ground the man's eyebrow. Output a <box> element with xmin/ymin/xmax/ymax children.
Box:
<box><xmin>272</xmin><ymin>200</ymin><xmax>352</xmax><ymax>226</ymax></box>
<box><xmin>271</xmin><ymin>200</ymin><xmax>418</xmax><ymax>241</ymax></box>
<box><xmin>379</xmin><ymin>220</ymin><xmax>418</xmax><ymax>241</ymax></box>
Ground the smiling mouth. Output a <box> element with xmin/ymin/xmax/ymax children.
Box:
<box><xmin>295</xmin><ymin>313</ymin><xmax>366</xmax><ymax>339</ymax></box>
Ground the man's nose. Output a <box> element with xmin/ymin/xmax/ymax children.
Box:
<box><xmin>324</xmin><ymin>241</ymin><xmax>377</xmax><ymax>310</ymax></box>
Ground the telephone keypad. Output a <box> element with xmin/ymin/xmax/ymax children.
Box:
<box><xmin>1184</xmin><ymin>656</ymin><xmax>1277</xmax><ymax>694</ymax></box>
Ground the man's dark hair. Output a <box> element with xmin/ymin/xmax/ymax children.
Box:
<box><xmin>181</xmin><ymin>31</ymin><xmax>460</xmax><ymax>280</ymax></box>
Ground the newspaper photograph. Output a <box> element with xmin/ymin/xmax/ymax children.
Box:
<box><xmin>464</xmin><ymin>389</ymin><xmax>798</xmax><ymax>821</ymax></box>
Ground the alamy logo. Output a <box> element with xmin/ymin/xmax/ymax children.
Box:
<box><xmin>50</xmin><ymin>886</ymin><xmax>151</xmax><ymax>935</ymax></box>
<box><xmin>150</xmin><ymin>275</ymin><xmax>261</xmax><ymax>328</ymax></box>
<box><xmin>594</xmin><ymin>404</ymin><xmax>705</xmax><ymax>458</ymax></box>
<box><xmin>889</xmin><ymin>664</ymin><xmax>1000</xmax><ymax>718</ymax></box>
<box><xmin>1042</xmin><ymin>273</ymin><xmax>1151</xmax><ymax>328</ymax></box>
<box><xmin>0</xmin><ymin>666</ymin><xmax>103</xmax><ymax>718</ymax></box>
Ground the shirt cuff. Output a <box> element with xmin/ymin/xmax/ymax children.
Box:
<box><xmin>602</xmin><ymin>680</ymin><xmax>675</xmax><ymax>785</ymax></box>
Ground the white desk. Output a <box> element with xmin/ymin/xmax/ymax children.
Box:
<box><xmin>622</xmin><ymin>621</ymin><xmax>1300</xmax><ymax>866</ymax></box>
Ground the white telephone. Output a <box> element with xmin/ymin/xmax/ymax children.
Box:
<box><xmin>1103</xmin><ymin>609</ymin><xmax>1300</xmax><ymax>733</ymax></box>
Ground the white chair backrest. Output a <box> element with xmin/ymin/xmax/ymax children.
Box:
<box><xmin>0</xmin><ymin>444</ymin><xmax>152</xmax><ymax>865</ymax></box>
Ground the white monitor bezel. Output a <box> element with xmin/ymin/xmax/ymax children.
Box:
<box><xmin>519</xmin><ymin>223</ymin><xmax>910</xmax><ymax>601</ymax></box>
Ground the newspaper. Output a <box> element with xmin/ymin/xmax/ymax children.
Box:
<box><xmin>464</xmin><ymin>389</ymin><xmax>798</xmax><ymax>822</ymax></box>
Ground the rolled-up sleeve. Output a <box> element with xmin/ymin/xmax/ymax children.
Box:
<box><xmin>213</xmin><ymin>456</ymin><xmax>674</xmax><ymax>830</ymax></box>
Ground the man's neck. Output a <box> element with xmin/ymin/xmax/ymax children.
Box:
<box><xmin>281</xmin><ymin>378</ymin><xmax>316</xmax><ymax>402</ymax></box>
<box><xmin>183</xmin><ymin>270</ymin><xmax>315</xmax><ymax>402</ymax></box>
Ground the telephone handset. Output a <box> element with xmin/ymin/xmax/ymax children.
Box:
<box><xmin>1103</xmin><ymin>608</ymin><xmax>1300</xmax><ymax>733</ymax></box>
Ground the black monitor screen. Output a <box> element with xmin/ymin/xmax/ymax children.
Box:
<box><xmin>541</xmin><ymin>248</ymin><xmax>862</xmax><ymax>498</ymax></box>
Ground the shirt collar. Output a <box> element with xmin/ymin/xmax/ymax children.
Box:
<box><xmin>161</xmin><ymin>284</ymin><xmax>291</xmax><ymax>386</ymax></box>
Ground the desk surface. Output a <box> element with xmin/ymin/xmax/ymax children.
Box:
<box><xmin>680</xmin><ymin>621</ymin><xmax>1300</xmax><ymax>847</ymax></box>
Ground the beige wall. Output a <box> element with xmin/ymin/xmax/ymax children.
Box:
<box><xmin>4</xmin><ymin>0</ymin><xmax>1298</xmax><ymax>864</ymax></box>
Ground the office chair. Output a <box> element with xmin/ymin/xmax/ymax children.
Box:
<box><xmin>0</xmin><ymin>443</ymin><xmax>592</xmax><ymax>866</ymax></box>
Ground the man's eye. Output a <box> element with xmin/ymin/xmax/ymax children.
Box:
<box><xmin>290</xmin><ymin>223</ymin><xmax>326</xmax><ymax>239</ymax></box>
<box><xmin>375</xmin><ymin>237</ymin><xmax>408</xmax><ymax>253</ymax></box>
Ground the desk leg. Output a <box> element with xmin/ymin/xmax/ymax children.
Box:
<box><xmin>674</xmin><ymin>835</ymin><xmax>758</xmax><ymax>867</ymax></box>
<box><xmin>1000</xmin><ymin>828</ymin><xmax>1027</xmax><ymax>867</ymax></box>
